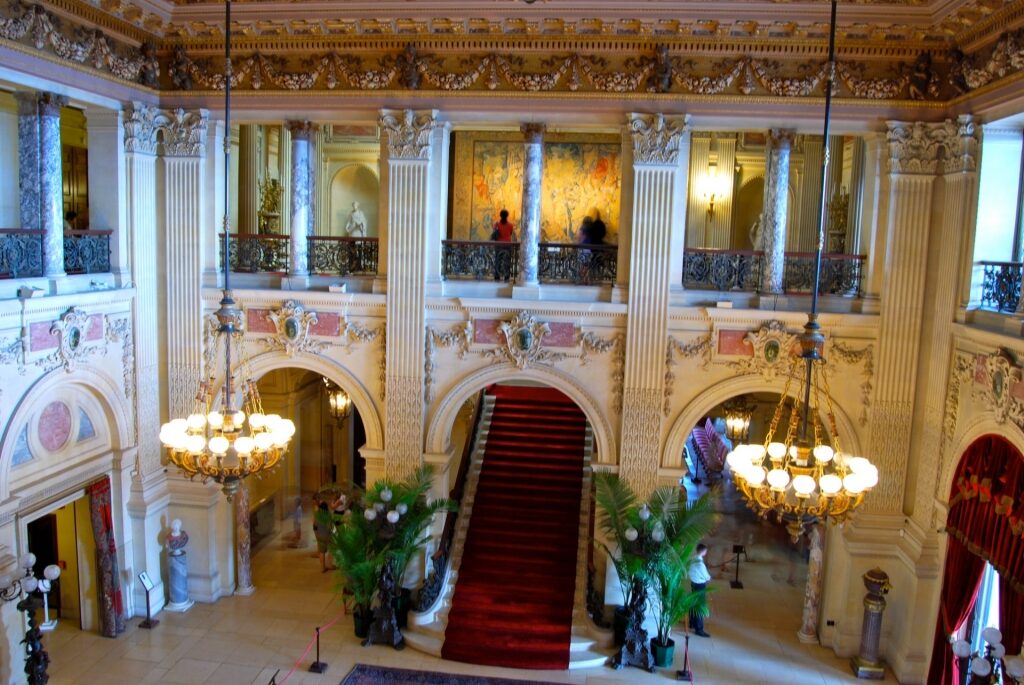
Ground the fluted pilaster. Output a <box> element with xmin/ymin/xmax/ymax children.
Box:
<box><xmin>285</xmin><ymin>121</ymin><xmax>316</xmax><ymax>277</ymax></box>
<box><xmin>909</xmin><ymin>116</ymin><xmax>979</xmax><ymax>527</ymax></box>
<box><xmin>237</xmin><ymin>124</ymin><xmax>260</xmax><ymax>233</ymax></box>
<box><xmin>868</xmin><ymin>119</ymin><xmax>953</xmax><ymax>513</ymax></box>
<box><xmin>795</xmin><ymin>136</ymin><xmax>824</xmax><ymax>252</ymax></box>
<box><xmin>620</xmin><ymin>113</ymin><xmax>689</xmax><ymax>496</ymax></box>
<box><xmin>162</xmin><ymin>109</ymin><xmax>209</xmax><ymax>421</ymax></box>
<box><xmin>39</xmin><ymin>93</ymin><xmax>67</xmax><ymax>278</ymax></box>
<box><xmin>380</xmin><ymin>109</ymin><xmax>439</xmax><ymax>479</ymax></box>
<box><xmin>124</xmin><ymin>102</ymin><xmax>161</xmax><ymax>475</ymax></box>
<box><xmin>517</xmin><ymin>123</ymin><xmax>545</xmax><ymax>289</ymax></box>
<box><xmin>760</xmin><ymin>129</ymin><xmax>794</xmax><ymax>294</ymax></box>
<box><xmin>277</xmin><ymin>125</ymin><xmax>291</xmax><ymax>235</ymax></box>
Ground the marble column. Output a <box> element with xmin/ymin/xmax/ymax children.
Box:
<box><xmin>619</xmin><ymin>113</ymin><xmax>689</xmax><ymax>496</ymax></box>
<box><xmin>237</xmin><ymin>124</ymin><xmax>260</xmax><ymax>233</ymax></box>
<box><xmin>908</xmin><ymin>117</ymin><xmax>979</xmax><ymax>527</ymax></box>
<box><xmin>14</xmin><ymin>92</ymin><xmax>41</xmax><ymax>230</ymax></box>
<box><xmin>235</xmin><ymin>481</ymin><xmax>255</xmax><ymax>595</ymax></box>
<box><xmin>797</xmin><ymin>524</ymin><xmax>824</xmax><ymax>643</ymax></box>
<box><xmin>379</xmin><ymin>109</ymin><xmax>439</xmax><ymax>479</ymax></box>
<box><xmin>161</xmin><ymin>109</ymin><xmax>210</xmax><ymax>421</ymax></box>
<box><xmin>277</xmin><ymin>125</ymin><xmax>291</xmax><ymax>235</ymax></box>
<box><xmin>516</xmin><ymin>123</ymin><xmax>544</xmax><ymax>291</ymax></box>
<box><xmin>760</xmin><ymin>129</ymin><xmax>795</xmax><ymax>295</ymax></box>
<box><xmin>39</xmin><ymin>93</ymin><xmax>67</xmax><ymax>279</ymax></box>
<box><xmin>866</xmin><ymin>121</ymin><xmax>947</xmax><ymax>514</ymax></box>
<box><xmin>285</xmin><ymin>121</ymin><xmax>316</xmax><ymax>280</ymax></box>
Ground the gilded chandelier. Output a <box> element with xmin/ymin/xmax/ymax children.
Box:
<box><xmin>158</xmin><ymin>0</ymin><xmax>294</xmax><ymax>500</ymax></box>
<box><xmin>725</xmin><ymin>0</ymin><xmax>877</xmax><ymax>540</ymax></box>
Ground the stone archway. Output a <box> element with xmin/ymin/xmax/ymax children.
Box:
<box><xmin>425</xmin><ymin>363</ymin><xmax>616</xmax><ymax>467</ymax></box>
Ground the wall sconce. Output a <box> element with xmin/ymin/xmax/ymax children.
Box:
<box><xmin>700</xmin><ymin>162</ymin><xmax>729</xmax><ymax>222</ymax></box>
<box><xmin>323</xmin><ymin>378</ymin><xmax>352</xmax><ymax>426</ymax></box>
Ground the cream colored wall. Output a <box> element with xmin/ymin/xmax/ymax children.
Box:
<box><xmin>73</xmin><ymin>498</ymin><xmax>99</xmax><ymax>632</ymax></box>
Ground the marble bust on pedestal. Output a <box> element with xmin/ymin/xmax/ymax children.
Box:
<box><xmin>164</xmin><ymin>519</ymin><xmax>194</xmax><ymax>612</ymax></box>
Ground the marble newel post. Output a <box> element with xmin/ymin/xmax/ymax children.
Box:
<box><xmin>235</xmin><ymin>481</ymin><xmax>255</xmax><ymax>595</ymax></box>
<box><xmin>39</xmin><ymin>93</ymin><xmax>67</xmax><ymax>279</ymax></box>
<box><xmin>14</xmin><ymin>92</ymin><xmax>41</xmax><ymax>230</ymax></box>
<box><xmin>285</xmin><ymin>121</ymin><xmax>316</xmax><ymax>283</ymax></box>
<box><xmin>797</xmin><ymin>524</ymin><xmax>824</xmax><ymax>643</ymax></box>
<box><xmin>516</xmin><ymin>123</ymin><xmax>545</xmax><ymax>292</ymax></box>
<box><xmin>759</xmin><ymin>129</ymin><xmax>794</xmax><ymax>295</ymax></box>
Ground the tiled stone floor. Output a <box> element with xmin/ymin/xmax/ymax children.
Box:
<box><xmin>45</xmin><ymin>477</ymin><xmax>876</xmax><ymax>684</ymax></box>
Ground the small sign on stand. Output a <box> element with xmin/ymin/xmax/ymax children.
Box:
<box><xmin>138</xmin><ymin>571</ymin><xmax>160</xmax><ymax>629</ymax></box>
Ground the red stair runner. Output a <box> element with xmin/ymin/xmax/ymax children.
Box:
<box><xmin>441</xmin><ymin>385</ymin><xmax>585</xmax><ymax>670</ymax></box>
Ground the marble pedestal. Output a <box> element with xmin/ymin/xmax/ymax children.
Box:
<box><xmin>164</xmin><ymin>551</ymin><xmax>194</xmax><ymax>612</ymax></box>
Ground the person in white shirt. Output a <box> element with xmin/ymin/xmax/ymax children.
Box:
<box><xmin>688</xmin><ymin>543</ymin><xmax>712</xmax><ymax>637</ymax></box>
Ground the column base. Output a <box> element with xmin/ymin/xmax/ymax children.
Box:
<box><xmin>282</xmin><ymin>275</ymin><xmax>310</xmax><ymax>290</ymax></box>
<box><xmin>850</xmin><ymin>656</ymin><xmax>886</xmax><ymax>679</ymax></box>
<box><xmin>858</xmin><ymin>294</ymin><xmax>882</xmax><ymax>315</ymax></box>
<box><xmin>372</xmin><ymin>276</ymin><xmax>388</xmax><ymax>294</ymax></box>
<box><xmin>235</xmin><ymin>584</ymin><xmax>256</xmax><ymax>596</ymax></box>
<box><xmin>610</xmin><ymin>285</ymin><xmax>629</xmax><ymax>304</ymax></box>
<box><xmin>48</xmin><ymin>275</ymin><xmax>74</xmax><ymax>294</ymax></box>
<box><xmin>796</xmin><ymin>627</ymin><xmax>818</xmax><ymax>645</ymax></box>
<box><xmin>512</xmin><ymin>284</ymin><xmax>542</xmax><ymax>300</ymax></box>
<box><xmin>165</xmin><ymin>599</ymin><xmax>195</xmax><ymax>613</ymax></box>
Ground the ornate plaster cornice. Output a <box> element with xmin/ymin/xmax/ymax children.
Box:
<box><xmin>380</xmin><ymin>109</ymin><xmax>437</xmax><ymax>160</ymax></box>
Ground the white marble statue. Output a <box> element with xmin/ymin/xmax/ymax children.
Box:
<box><xmin>749</xmin><ymin>215</ymin><xmax>765</xmax><ymax>251</ymax></box>
<box><xmin>345</xmin><ymin>201</ymin><xmax>368</xmax><ymax>237</ymax></box>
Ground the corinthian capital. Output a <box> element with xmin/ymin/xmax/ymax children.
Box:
<box><xmin>156</xmin><ymin>108</ymin><xmax>209</xmax><ymax>157</ymax></box>
<box><xmin>944</xmin><ymin>115</ymin><xmax>980</xmax><ymax>175</ymax></box>
<box><xmin>886</xmin><ymin>120</ymin><xmax>956</xmax><ymax>175</ymax></box>
<box><xmin>36</xmin><ymin>93</ymin><xmax>68</xmax><ymax>118</ymax></box>
<box><xmin>285</xmin><ymin>120</ymin><xmax>318</xmax><ymax>141</ymax></box>
<box><xmin>627</xmin><ymin>113</ymin><xmax>689</xmax><ymax>165</ymax></box>
<box><xmin>380</xmin><ymin>109</ymin><xmax>438</xmax><ymax>161</ymax></box>
<box><xmin>124</xmin><ymin>102</ymin><xmax>159</xmax><ymax>155</ymax></box>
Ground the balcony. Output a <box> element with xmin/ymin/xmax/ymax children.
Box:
<box><xmin>977</xmin><ymin>261</ymin><xmax>1021</xmax><ymax>313</ymax></box>
<box><xmin>682</xmin><ymin>248</ymin><xmax>865</xmax><ymax>296</ymax></box>
<box><xmin>224</xmin><ymin>234</ymin><xmax>379</xmax><ymax>277</ymax></box>
<box><xmin>1</xmin><ymin>229</ymin><xmax>112</xmax><ymax>279</ymax></box>
<box><xmin>440</xmin><ymin>240</ymin><xmax>617</xmax><ymax>286</ymax></box>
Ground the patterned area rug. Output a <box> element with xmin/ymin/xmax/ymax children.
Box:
<box><xmin>339</xmin><ymin>664</ymin><xmax>567</xmax><ymax>685</ymax></box>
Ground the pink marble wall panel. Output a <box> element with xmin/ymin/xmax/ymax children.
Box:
<box><xmin>718</xmin><ymin>330</ymin><xmax>753</xmax><ymax>356</ymax></box>
<box><xmin>85</xmin><ymin>314</ymin><xmax>103</xmax><ymax>341</ymax></box>
<box><xmin>473</xmin><ymin>319</ymin><xmax>576</xmax><ymax>347</ymax></box>
<box><xmin>975</xmin><ymin>354</ymin><xmax>987</xmax><ymax>384</ymax></box>
<box><xmin>38</xmin><ymin>401</ymin><xmax>72</xmax><ymax>451</ymax></box>
<box><xmin>311</xmin><ymin>312</ymin><xmax>341</xmax><ymax>336</ymax></box>
<box><xmin>29</xmin><ymin>321</ymin><xmax>58</xmax><ymax>351</ymax></box>
<box><xmin>246</xmin><ymin>309</ymin><xmax>276</xmax><ymax>333</ymax></box>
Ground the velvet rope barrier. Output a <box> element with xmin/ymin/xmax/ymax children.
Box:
<box><xmin>275</xmin><ymin>608</ymin><xmax>347</xmax><ymax>685</ymax></box>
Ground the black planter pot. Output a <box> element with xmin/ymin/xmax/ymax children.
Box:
<box><xmin>353</xmin><ymin>606</ymin><xmax>373</xmax><ymax>638</ymax></box>
<box><xmin>651</xmin><ymin>637</ymin><xmax>675</xmax><ymax>668</ymax></box>
<box><xmin>393</xmin><ymin>587</ymin><xmax>412</xmax><ymax>629</ymax></box>
<box><xmin>613</xmin><ymin>606</ymin><xmax>628</xmax><ymax>646</ymax></box>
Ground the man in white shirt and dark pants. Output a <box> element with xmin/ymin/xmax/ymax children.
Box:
<box><xmin>688</xmin><ymin>543</ymin><xmax>712</xmax><ymax>638</ymax></box>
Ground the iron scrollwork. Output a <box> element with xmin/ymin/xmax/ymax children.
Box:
<box><xmin>441</xmin><ymin>240</ymin><xmax>519</xmax><ymax>282</ymax></box>
<box><xmin>226</xmin><ymin>234</ymin><xmax>290</xmax><ymax>273</ymax></box>
<box><xmin>682</xmin><ymin>248</ymin><xmax>863</xmax><ymax>296</ymax></box>
<box><xmin>63</xmin><ymin>231</ymin><xmax>111</xmax><ymax>275</ymax></box>
<box><xmin>979</xmin><ymin>261</ymin><xmax>1022</xmax><ymax>313</ymax></box>
<box><xmin>308</xmin><ymin>237</ymin><xmax>379</xmax><ymax>276</ymax></box>
<box><xmin>538</xmin><ymin>243</ymin><xmax>617</xmax><ymax>285</ymax></box>
<box><xmin>0</xmin><ymin>230</ymin><xmax>44</xmax><ymax>278</ymax></box>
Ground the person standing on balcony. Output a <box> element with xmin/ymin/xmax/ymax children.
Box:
<box><xmin>490</xmin><ymin>209</ymin><xmax>515</xmax><ymax>241</ymax></box>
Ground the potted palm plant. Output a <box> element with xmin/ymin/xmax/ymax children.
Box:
<box><xmin>330</xmin><ymin>465</ymin><xmax>456</xmax><ymax>638</ymax></box>
<box><xmin>594</xmin><ymin>473</ymin><xmax>716</xmax><ymax>671</ymax></box>
<box><xmin>651</xmin><ymin>543</ymin><xmax>711</xmax><ymax>668</ymax></box>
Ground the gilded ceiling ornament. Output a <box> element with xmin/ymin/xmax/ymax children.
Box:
<box><xmin>481</xmin><ymin>311</ymin><xmax>567</xmax><ymax>369</ymax></box>
<box><xmin>263</xmin><ymin>300</ymin><xmax>325</xmax><ymax>356</ymax></box>
<box><xmin>836</xmin><ymin>62</ymin><xmax>908</xmax><ymax>99</ymax></box>
<box><xmin>729</xmin><ymin>320</ymin><xmax>798</xmax><ymax>381</ymax></box>
<box><xmin>380</xmin><ymin>109</ymin><xmax>437</xmax><ymax>160</ymax></box>
<box><xmin>627</xmin><ymin>113</ymin><xmax>688</xmax><ymax>165</ymax></box>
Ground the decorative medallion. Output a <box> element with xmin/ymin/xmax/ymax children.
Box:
<box><xmin>264</xmin><ymin>300</ymin><xmax>325</xmax><ymax>356</ymax></box>
<box><xmin>38</xmin><ymin>401</ymin><xmax>72</xmax><ymax>452</ymax></box>
<box><xmin>482</xmin><ymin>311</ymin><xmax>568</xmax><ymax>369</ymax></box>
<box><xmin>978</xmin><ymin>348</ymin><xmax>1024</xmax><ymax>426</ymax></box>
<box><xmin>41</xmin><ymin>307</ymin><xmax>102</xmax><ymax>372</ymax></box>
<box><xmin>729</xmin><ymin>320</ymin><xmax>798</xmax><ymax>381</ymax></box>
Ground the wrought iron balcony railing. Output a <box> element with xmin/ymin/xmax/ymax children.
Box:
<box><xmin>682</xmin><ymin>248</ymin><xmax>864</xmax><ymax>296</ymax></box>
<box><xmin>226</xmin><ymin>233</ymin><xmax>290</xmax><ymax>273</ymax></box>
<box><xmin>309</xmin><ymin>236</ymin><xmax>379</xmax><ymax>276</ymax></box>
<box><xmin>441</xmin><ymin>240</ymin><xmax>519</xmax><ymax>282</ymax></box>
<box><xmin>0</xmin><ymin>229</ymin><xmax>44</xmax><ymax>279</ymax></box>
<box><xmin>978</xmin><ymin>260</ymin><xmax>1022</xmax><ymax>313</ymax></box>
<box><xmin>538</xmin><ymin>242</ymin><xmax>617</xmax><ymax>285</ymax></box>
<box><xmin>64</xmin><ymin>230</ymin><xmax>112</xmax><ymax>275</ymax></box>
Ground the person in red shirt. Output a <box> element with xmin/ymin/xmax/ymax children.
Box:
<box><xmin>490</xmin><ymin>209</ymin><xmax>515</xmax><ymax>241</ymax></box>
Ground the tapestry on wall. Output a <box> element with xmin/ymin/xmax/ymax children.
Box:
<box><xmin>86</xmin><ymin>477</ymin><xmax>127</xmax><ymax>637</ymax></box>
<box><xmin>450</xmin><ymin>131</ymin><xmax>621</xmax><ymax>244</ymax></box>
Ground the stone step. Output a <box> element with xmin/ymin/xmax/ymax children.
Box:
<box><xmin>569</xmin><ymin>648</ymin><xmax>610</xmax><ymax>670</ymax></box>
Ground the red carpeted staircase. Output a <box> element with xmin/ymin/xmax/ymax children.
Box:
<box><xmin>441</xmin><ymin>385</ymin><xmax>586</xmax><ymax>670</ymax></box>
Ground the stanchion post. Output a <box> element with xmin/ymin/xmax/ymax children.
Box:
<box><xmin>140</xmin><ymin>589</ymin><xmax>159</xmax><ymax>629</ymax></box>
<box><xmin>309</xmin><ymin>626</ymin><xmax>328</xmax><ymax>674</ymax></box>
<box><xmin>676</xmin><ymin>633</ymin><xmax>692</xmax><ymax>681</ymax></box>
<box><xmin>730</xmin><ymin>544</ymin><xmax>746</xmax><ymax>590</ymax></box>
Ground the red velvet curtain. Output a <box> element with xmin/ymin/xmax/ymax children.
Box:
<box><xmin>1000</xmin><ymin>585</ymin><xmax>1024</xmax><ymax>656</ymax></box>
<box><xmin>946</xmin><ymin>435</ymin><xmax>1024</xmax><ymax>591</ymax></box>
<box><xmin>927</xmin><ymin>537</ymin><xmax>985</xmax><ymax>685</ymax></box>
<box><xmin>86</xmin><ymin>477</ymin><xmax>126</xmax><ymax>638</ymax></box>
